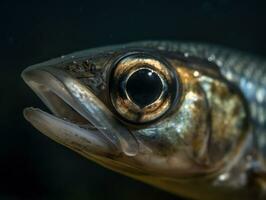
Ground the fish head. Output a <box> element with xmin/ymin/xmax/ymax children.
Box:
<box><xmin>22</xmin><ymin>43</ymin><xmax>249</xmax><ymax>197</ymax></box>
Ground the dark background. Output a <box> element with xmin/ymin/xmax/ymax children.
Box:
<box><xmin>1</xmin><ymin>0</ymin><xmax>266</xmax><ymax>200</ymax></box>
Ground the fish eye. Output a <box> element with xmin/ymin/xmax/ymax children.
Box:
<box><xmin>126</xmin><ymin>68</ymin><xmax>163</xmax><ymax>108</ymax></box>
<box><xmin>109</xmin><ymin>53</ymin><xmax>179</xmax><ymax>124</ymax></box>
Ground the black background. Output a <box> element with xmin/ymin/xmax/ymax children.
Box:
<box><xmin>1</xmin><ymin>1</ymin><xmax>266</xmax><ymax>200</ymax></box>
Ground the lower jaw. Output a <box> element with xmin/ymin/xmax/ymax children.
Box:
<box><xmin>23</xmin><ymin>107</ymin><xmax>116</xmax><ymax>155</ymax></box>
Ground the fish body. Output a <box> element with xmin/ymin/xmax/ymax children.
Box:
<box><xmin>22</xmin><ymin>41</ymin><xmax>266</xmax><ymax>200</ymax></box>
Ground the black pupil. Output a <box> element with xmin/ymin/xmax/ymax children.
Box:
<box><xmin>126</xmin><ymin>68</ymin><xmax>163</xmax><ymax>108</ymax></box>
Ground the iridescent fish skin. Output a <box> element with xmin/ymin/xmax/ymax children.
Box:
<box><xmin>22</xmin><ymin>41</ymin><xmax>266</xmax><ymax>200</ymax></box>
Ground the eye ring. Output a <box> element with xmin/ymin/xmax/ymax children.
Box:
<box><xmin>109</xmin><ymin>52</ymin><xmax>180</xmax><ymax>124</ymax></box>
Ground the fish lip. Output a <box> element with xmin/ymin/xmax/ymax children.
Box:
<box><xmin>22</xmin><ymin>64</ymin><xmax>139</xmax><ymax>156</ymax></box>
<box><xmin>21</xmin><ymin>66</ymin><xmax>116</xmax><ymax>155</ymax></box>
<box><xmin>21</xmin><ymin>66</ymin><xmax>92</xmax><ymax>128</ymax></box>
<box><xmin>23</xmin><ymin>107</ymin><xmax>115</xmax><ymax>156</ymax></box>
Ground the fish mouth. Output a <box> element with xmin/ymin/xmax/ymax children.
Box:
<box><xmin>22</xmin><ymin>64</ymin><xmax>139</xmax><ymax>157</ymax></box>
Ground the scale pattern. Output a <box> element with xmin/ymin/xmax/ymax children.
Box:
<box><xmin>129</xmin><ymin>41</ymin><xmax>266</xmax><ymax>159</ymax></box>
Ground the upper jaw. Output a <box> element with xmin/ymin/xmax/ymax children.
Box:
<box><xmin>21</xmin><ymin>63</ymin><xmax>139</xmax><ymax>157</ymax></box>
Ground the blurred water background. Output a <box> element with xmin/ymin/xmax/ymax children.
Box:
<box><xmin>0</xmin><ymin>1</ymin><xmax>266</xmax><ymax>200</ymax></box>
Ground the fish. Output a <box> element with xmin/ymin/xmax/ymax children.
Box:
<box><xmin>22</xmin><ymin>41</ymin><xmax>266</xmax><ymax>200</ymax></box>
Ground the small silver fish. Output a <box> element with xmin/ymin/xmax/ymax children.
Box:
<box><xmin>22</xmin><ymin>41</ymin><xmax>266</xmax><ymax>200</ymax></box>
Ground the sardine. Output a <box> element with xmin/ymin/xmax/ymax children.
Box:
<box><xmin>22</xmin><ymin>41</ymin><xmax>266</xmax><ymax>200</ymax></box>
